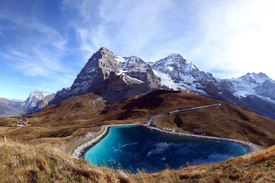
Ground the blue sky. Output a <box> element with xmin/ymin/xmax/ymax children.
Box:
<box><xmin>1</xmin><ymin>0</ymin><xmax>275</xmax><ymax>100</ymax></box>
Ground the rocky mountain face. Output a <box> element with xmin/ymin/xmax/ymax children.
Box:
<box><xmin>50</xmin><ymin>47</ymin><xmax>158</xmax><ymax>104</ymax></box>
<box><xmin>217</xmin><ymin>72</ymin><xmax>275</xmax><ymax>119</ymax></box>
<box><xmin>46</xmin><ymin>47</ymin><xmax>275</xmax><ymax>120</ymax></box>
<box><xmin>151</xmin><ymin>54</ymin><xmax>216</xmax><ymax>94</ymax></box>
<box><xmin>121</xmin><ymin>56</ymin><xmax>159</xmax><ymax>88</ymax></box>
<box><xmin>24</xmin><ymin>91</ymin><xmax>55</xmax><ymax>113</ymax></box>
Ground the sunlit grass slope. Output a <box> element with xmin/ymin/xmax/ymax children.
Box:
<box><xmin>0</xmin><ymin>138</ymin><xmax>275</xmax><ymax>182</ymax></box>
<box><xmin>2</xmin><ymin>90</ymin><xmax>275</xmax><ymax>148</ymax></box>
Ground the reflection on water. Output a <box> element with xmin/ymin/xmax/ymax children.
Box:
<box><xmin>85</xmin><ymin>125</ymin><xmax>247</xmax><ymax>173</ymax></box>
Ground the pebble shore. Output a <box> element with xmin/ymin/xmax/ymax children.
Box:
<box><xmin>73</xmin><ymin>124</ymin><xmax>264</xmax><ymax>159</ymax></box>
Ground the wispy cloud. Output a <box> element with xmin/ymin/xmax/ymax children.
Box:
<box><xmin>63</xmin><ymin>0</ymin><xmax>182</xmax><ymax>59</ymax></box>
<box><xmin>0</xmin><ymin>1</ymin><xmax>68</xmax><ymax>78</ymax></box>
<box><xmin>187</xmin><ymin>0</ymin><xmax>275</xmax><ymax>78</ymax></box>
<box><xmin>62</xmin><ymin>0</ymin><xmax>275</xmax><ymax>79</ymax></box>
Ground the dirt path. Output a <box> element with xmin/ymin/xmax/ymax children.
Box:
<box><xmin>0</xmin><ymin>126</ymin><xmax>23</xmax><ymax>135</ymax></box>
<box><xmin>61</xmin><ymin>125</ymin><xmax>106</xmax><ymax>156</ymax></box>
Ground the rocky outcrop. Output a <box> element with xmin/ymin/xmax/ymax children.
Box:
<box><xmin>121</xmin><ymin>56</ymin><xmax>159</xmax><ymax>89</ymax></box>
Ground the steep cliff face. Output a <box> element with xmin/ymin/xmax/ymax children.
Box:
<box><xmin>50</xmin><ymin>47</ymin><xmax>152</xmax><ymax>104</ymax></box>
<box><xmin>46</xmin><ymin>47</ymin><xmax>275</xmax><ymax>120</ymax></box>
<box><xmin>71</xmin><ymin>47</ymin><xmax>121</xmax><ymax>92</ymax></box>
<box><xmin>121</xmin><ymin>56</ymin><xmax>159</xmax><ymax>89</ymax></box>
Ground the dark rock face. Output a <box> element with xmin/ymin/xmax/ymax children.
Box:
<box><xmin>71</xmin><ymin>47</ymin><xmax>121</xmax><ymax>92</ymax></box>
<box><xmin>121</xmin><ymin>56</ymin><xmax>159</xmax><ymax>88</ymax></box>
<box><xmin>50</xmin><ymin>47</ymin><xmax>155</xmax><ymax>104</ymax></box>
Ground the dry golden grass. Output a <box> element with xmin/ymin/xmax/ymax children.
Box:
<box><xmin>2</xmin><ymin>90</ymin><xmax>275</xmax><ymax>148</ymax></box>
<box><xmin>0</xmin><ymin>137</ymin><xmax>137</xmax><ymax>183</ymax></box>
<box><xmin>1</xmin><ymin>137</ymin><xmax>275</xmax><ymax>183</ymax></box>
<box><xmin>1</xmin><ymin>90</ymin><xmax>275</xmax><ymax>182</ymax></box>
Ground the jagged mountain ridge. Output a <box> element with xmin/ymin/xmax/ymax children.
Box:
<box><xmin>50</xmin><ymin>47</ymin><xmax>157</xmax><ymax>105</ymax></box>
<box><xmin>0</xmin><ymin>91</ymin><xmax>55</xmax><ymax>117</ymax></box>
<box><xmin>217</xmin><ymin>72</ymin><xmax>275</xmax><ymax>119</ymax></box>
<box><xmin>151</xmin><ymin>54</ymin><xmax>216</xmax><ymax>93</ymax></box>
<box><xmin>45</xmin><ymin>47</ymin><xmax>275</xmax><ymax>120</ymax></box>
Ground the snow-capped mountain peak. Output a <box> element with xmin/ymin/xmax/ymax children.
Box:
<box><xmin>239</xmin><ymin>72</ymin><xmax>273</xmax><ymax>84</ymax></box>
<box><xmin>151</xmin><ymin>53</ymin><xmax>215</xmax><ymax>94</ymax></box>
<box><xmin>24</xmin><ymin>91</ymin><xmax>55</xmax><ymax>112</ymax></box>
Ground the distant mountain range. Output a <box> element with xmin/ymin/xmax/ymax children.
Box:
<box><xmin>0</xmin><ymin>91</ymin><xmax>55</xmax><ymax>117</ymax></box>
<box><xmin>2</xmin><ymin>47</ymin><xmax>275</xmax><ymax>119</ymax></box>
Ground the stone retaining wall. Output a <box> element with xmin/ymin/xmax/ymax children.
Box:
<box><xmin>73</xmin><ymin>124</ymin><xmax>138</xmax><ymax>158</ymax></box>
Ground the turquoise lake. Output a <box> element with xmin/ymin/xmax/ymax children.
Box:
<box><xmin>84</xmin><ymin>125</ymin><xmax>247</xmax><ymax>173</ymax></box>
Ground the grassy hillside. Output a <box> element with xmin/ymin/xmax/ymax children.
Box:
<box><xmin>1</xmin><ymin>90</ymin><xmax>275</xmax><ymax>182</ymax></box>
<box><xmin>100</xmin><ymin>90</ymin><xmax>275</xmax><ymax>148</ymax></box>
<box><xmin>0</xmin><ymin>138</ymin><xmax>275</xmax><ymax>182</ymax></box>
<box><xmin>1</xmin><ymin>90</ymin><xmax>274</xmax><ymax>148</ymax></box>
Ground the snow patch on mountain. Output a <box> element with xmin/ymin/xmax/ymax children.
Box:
<box><xmin>218</xmin><ymin>72</ymin><xmax>275</xmax><ymax>103</ymax></box>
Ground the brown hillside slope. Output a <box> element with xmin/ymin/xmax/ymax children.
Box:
<box><xmin>100</xmin><ymin>90</ymin><xmax>275</xmax><ymax>148</ymax></box>
<box><xmin>1</xmin><ymin>138</ymin><xmax>275</xmax><ymax>182</ymax></box>
<box><xmin>2</xmin><ymin>90</ymin><xmax>275</xmax><ymax>148</ymax></box>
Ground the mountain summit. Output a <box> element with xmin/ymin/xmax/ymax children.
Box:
<box><xmin>47</xmin><ymin>47</ymin><xmax>275</xmax><ymax>119</ymax></box>
<box><xmin>50</xmin><ymin>47</ymin><xmax>158</xmax><ymax>104</ymax></box>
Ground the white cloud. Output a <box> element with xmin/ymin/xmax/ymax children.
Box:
<box><xmin>187</xmin><ymin>0</ymin><xmax>275</xmax><ymax>79</ymax></box>
<box><xmin>64</xmin><ymin>0</ymin><xmax>178</xmax><ymax>58</ymax></box>
<box><xmin>0</xmin><ymin>1</ymin><xmax>69</xmax><ymax>78</ymax></box>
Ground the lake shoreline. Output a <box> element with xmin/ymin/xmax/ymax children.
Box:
<box><xmin>73</xmin><ymin>124</ymin><xmax>264</xmax><ymax>159</ymax></box>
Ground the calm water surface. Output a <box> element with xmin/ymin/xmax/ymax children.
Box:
<box><xmin>85</xmin><ymin>125</ymin><xmax>247</xmax><ymax>173</ymax></box>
